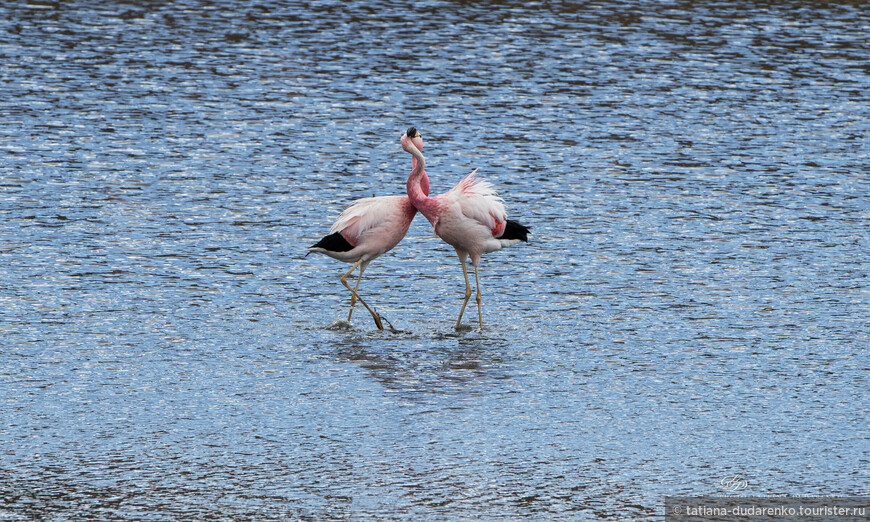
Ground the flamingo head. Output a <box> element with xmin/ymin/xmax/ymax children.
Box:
<box><xmin>401</xmin><ymin>126</ymin><xmax>424</xmax><ymax>152</ymax></box>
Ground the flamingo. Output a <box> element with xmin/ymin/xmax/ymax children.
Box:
<box><xmin>307</xmin><ymin>133</ymin><xmax>428</xmax><ymax>330</ymax></box>
<box><xmin>400</xmin><ymin>127</ymin><xmax>530</xmax><ymax>329</ymax></box>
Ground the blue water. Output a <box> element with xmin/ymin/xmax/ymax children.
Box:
<box><xmin>1</xmin><ymin>1</ymin><xmax>868</xmax><ymax>519</ymax></box>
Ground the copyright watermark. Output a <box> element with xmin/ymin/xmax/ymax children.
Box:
<box><xmin>666</xmin><ymin>497</ymin><xmax>870</xmax><ymax>521</ymax></box>
<box><xmin>720</xmin><ymin>475</ymin><xmax>748</xmax><ymax>492</ymax></box>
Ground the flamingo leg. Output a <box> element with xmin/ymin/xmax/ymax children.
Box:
<box><xmin>347</xmin><ymin>266</ymin><xmax>363</xmax><ymax>321</ymax></box>
<box><xmin>474</xmin><ymin>264</ymin><xmax>483</xmax><ymax>328</ymax></box>
<box><xmin>455</xmin><ymin>258</ymin><xmax>473</xmax><ymax>329</ymax></box>
<box><xmin>340</xmin><ymin>260</ymin><xmax>384</xmax><ymax>330</ymax></box>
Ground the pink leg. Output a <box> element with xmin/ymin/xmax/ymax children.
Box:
<box><xmin>340</xmin><ymin>260</ymin><xmax>383</xmax><ymax>330</ymax></box>
<box><xmin>474</xmin><ymin>264</ymin><xmax>483</xmax><ymax>328</ymax></box>
<box><xmin>454</xmin><ymin>259</ymin><xmax>473</xmax><ymax>329</ymax></box>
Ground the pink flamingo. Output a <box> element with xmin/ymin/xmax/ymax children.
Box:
<box><xmin>400</xmin><ymin>127</ymin><xmax>530</xmax><ymax>329</ymax></box>
<box><xmin>307</xmin><ymin>133</ymin><xmax>428</xmax><ymax>330</ymax></box>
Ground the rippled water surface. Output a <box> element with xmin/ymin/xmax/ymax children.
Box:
<box><xmin>2</xmin><ymin>1</ymin><xmax>868</xmax><ymax>519</ymax></box>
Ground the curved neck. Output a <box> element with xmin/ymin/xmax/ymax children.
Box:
<box><xmin>412</xmin><ymin>155</ymin><xmax>430</xmax><ymax>196</ymax></box>
<box><xmin>406</xmin><ymin>145</ymin><xmax>438</xmax><ymax>223</ymax></box>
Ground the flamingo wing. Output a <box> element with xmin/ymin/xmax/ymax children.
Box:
<box><xmin>446</xmin><ymin>170</ymin><xmax>508</xmax><ymax>237</ymax></box>
<box><xmin>330</xmin><ymin>195</ymin><xmax>407</xmax><ymax>245</ymax></box>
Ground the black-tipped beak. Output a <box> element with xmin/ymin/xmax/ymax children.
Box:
<box><xmin>406</xmin><ymin>126</ymin><xmax>419</xmax><ymax>138</ymax></box>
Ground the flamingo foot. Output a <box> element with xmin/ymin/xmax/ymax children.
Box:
<box><xmin>371</xmin><ymin>312</ymin><xmax>384</xmax><ymax>330</ymax></box>
<box><xmin>378</xmin><ymin>314</ymin><xmax>400</xmax><ymax>334</ymax></box>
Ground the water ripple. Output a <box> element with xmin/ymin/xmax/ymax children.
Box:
<box><xmin>1</xmin><ymin>0</ymin><xmax>868</xmax><ymax>519</ymax></box>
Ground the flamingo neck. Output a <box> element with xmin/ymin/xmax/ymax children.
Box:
<box><xmin>406</xmin><ymin>146</ymin><xmax>439</xmax><ymax>224</ymax></box>
<box><xmin>412</xmin><ymin>155</ymin><xmax>430</xmax><ymax>196</ymax></box>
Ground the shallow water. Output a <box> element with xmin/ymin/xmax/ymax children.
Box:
<box><xmin>1</xmin><ymin>1</ymin><xmax>868</xmax><ymax>519</ymax></box>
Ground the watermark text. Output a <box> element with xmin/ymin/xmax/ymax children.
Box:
<box><xmin>666</xmin><ymin>496</ymin><xmax>869</xmax><ymax>521</ymax></box>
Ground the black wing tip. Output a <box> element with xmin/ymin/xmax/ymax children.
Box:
<box><xmin>502</xmin><ymin>219</ymin><xmax>530</xmax><ymax>242</ymax></box>
<box><xmin>309</xmin><ymin>231</ymin><xmax>354</xmax><ymax>253</ymax></box>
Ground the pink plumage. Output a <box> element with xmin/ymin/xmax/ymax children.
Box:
<box><xmin>330</xmin><ymin>196</ymin><xmax>413</xmax><ymax>251</ymax></box>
